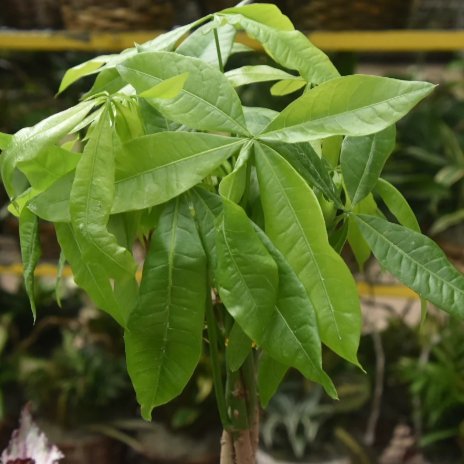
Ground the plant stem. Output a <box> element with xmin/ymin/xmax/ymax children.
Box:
<box><xmin>213</xmin><ymin>28</ymin><xmax>224</xmax><ymax>73</ymax></box>
<box><xmin>206</xmin><ymin>293</ymin><xmax>230</xmax><ymax>428</ymax></box>
<box><xmin>222</xmin><ymin>352</ymin><xmax>259</xmax><ymax>464</ymax></box>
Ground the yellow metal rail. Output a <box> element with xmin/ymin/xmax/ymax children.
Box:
<box><xmin>0</xmin><ymin>30</ymin><xmax>463</xmax><ymax>52</ymax></box>
<box><xmin>0</xmin><ymin>263</ymin><xmax>419</xmax><ymax>299</ymax></box>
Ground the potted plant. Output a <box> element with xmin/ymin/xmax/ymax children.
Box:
<box><xmin>1</xmin><ymin>3</ymin><xmax>464</xmax><ymax>463</ymax></box>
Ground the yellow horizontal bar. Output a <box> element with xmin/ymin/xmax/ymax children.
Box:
<box><xmin>0</xmin><ymin>263</ymin><xmax>419</xmax><ymax>299</ymax></box>
<box><xmin>356</xmin><ymin>281</ymin><xmax>419</xmax><ymax>299</ymax></box>
<box><xmin>0</xmin><ymin>30</ymin><xmax>463</xmax><ymax>53</ymax></box>
<box><xmin>0</xmin><ymin>30</ymin><xmax>164</xmax><ymax>52</ymax></box>
<box><xmin>0</xmin><ymin>263</ymin><xmax>73</xmax><ymax>278</ymax></box>
<box><xmin>310</xmin><ymin>30</ymin><xmax>464</xmax><ymax>52</ymax></box>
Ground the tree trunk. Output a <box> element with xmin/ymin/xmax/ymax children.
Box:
<box><xmin>220</xmin><ymin>354</ymin><xmax>259</xmax><ymax>464</ymax></box>
<box><xmin>220</xmin><ymin>407</ymin><xmax>259</xmax><ymax>464</ymax></box>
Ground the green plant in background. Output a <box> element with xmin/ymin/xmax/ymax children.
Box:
<box><xmin>398</xmin><ymin>317</ymin><xmax>464</xmax><ymax>453</ymax></box>
<box><xmin>384</xmin><ymin>74</ymin><xmax>464</xmax><ymax>235</ymax></box>
<box><xmin>261</xmin><ymin>374</ymin><xmax>369</xmax><ymax>460</ymax></box>
<box><xmin>20</xmin><ymin>327</ymin><xmax>131</xmax><ymax>429</ymax></box>
<box><xmin>1</xmin><ymin>3</ymin><xmax>464</xmax><ymax>463</ymax></box>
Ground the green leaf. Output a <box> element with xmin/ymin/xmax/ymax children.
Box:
<box><xmin>243</xmin><ymin>107</ymin><xmax>278</xmax><ymax>136</ymax></box>
<box><xmin>258</xmin><ymin>353</ymin><xmax>288</xmax><ymax>408</ymax></box>
<box><xmin>322</xmin><ymin>136</ymin><xmax>342</xmax><ymax>168</ymax></box>
<box><xmin>374</xmin><ymin>178</ymin><xmax>420</xmax><ymax>232</ymax></box>
<box><xmin>19</xmin><ymin>145</ymin><xmax>80</xmax><ymax>193</ymax></box>
<box><xmin>138</xmin><ymin>101</ymin><xmax>181</xmax><ymax>134</ymax></box>
<box><xmin>85</xmin><ymin>68</ymin><xmax>126</xmax><ymax>98</ymax></box>
<box><xmin>260</xmin><ymin>76</ymin><xmax>435</xmax><ymax>144</ymax></box>
<box><xmin>341</xmin><ymin>125</ymin><xmax>396</xmax><ymax>206</ymax></box>
<box><xmin>177</xmin><ymin>23</ymin><xmax>236</xmax><ymax>67</ymax></box>
<box><xmin>108</xmin><ymin>211</ymin><xmax>141</xmax><ymax>249</ymax></box>
<box><xmin>59</xmin><ymin>57</ymin><xmax>108</xmax><ymax>94</ymax></box>
<box><xmin>430</xmin><ymin>209</ymin><xmax>464</xmax><ymax>236</ymax></box>
<box><xmin>114</xmin><ymin>132</ymin><xmax>244</xmax><ymax>213</ymax></box>
<box><xmin>64</xmin><ymin>48</ymin><xmax>139</xmax><ymax>97</ymax></box>
<box><xmin>221</xmin><ymin>4</ymin><xmax>294</xmax><ymax>31</ymax></box>
<box><xmin>347</xmin><ymin>195</ymin><xmax>377</xmax><ymax>271</ymax></box>
<box><xmin>254</xmin><ymin>142</ymin><xmax>361</xmax><ymax>365</ymax></box>
<box><xmin>70</xmin><ymin>107</ymin><xmax>137</xmax><ymax>282</ymax></box>
<box><xmin>113</xmin><ymin>100</ymin><xmax>145</xmax><ymax>141</ymax></box>
<box><xmin>19</xmin><ymin>208</ymin><xmax>41</xmax><ymax>321</ymax></box>
<box><xmin>55</xmin><ymin>251</ymin><xmax>66</xmax><ymax>308</ymax></box>
<box><xmin>125</xmin><ymin>196</ymin><xmax>207</xmax><ymax>420</ymax></box>
<box><xmin>330</xmin><ymin>220</ymin><xmax>349</xmax><ymax>254</ymax></box>
<box><xmin>82</xmin><ymin>21</ymin><xmax>208</xmax><ymax>97</ymax></box>
<box><xmin>222</xmin><ymin>14</ymin><xmax>338</xmax><ymax>84</ymax></box>
<box><xmin>138</xmin><ymin>206</ymin><xmax>163</xmax><ymax>238</ymax></box>
<box><xmin>218</xmin><ymin>143</ymin><xmax>251</xmax><ymax>203</ymax></box>
<box><xmin>8</xmin><ymin>188</ymin><xmax>40</xmax><ymax>218</ymax></box>
<box><xmin>1</xmin><ymin>100</ymin><xmax>95</xmax><ymax>198</ymax></box>
<box><xmin>354</xmin><ymin>214</ymin><xmax>464</xmax><ymax>319</ymax></box>
<box><xmin>31</xmin><ymin>132</ymin><xmax>244</xmax><ymax>221</ymax></box>
<box><xmin>189</xmin><ymin>187</ymin><xmax>223</xmax><ymax>275</ymax></box>
<box><xmin>140</xmin><ymin>73</ymin><xmax>189</xmax><ymax>99</ymax></box>
<box><xmin>230</xmin><ymin>42</ymin><xmax>254</xmax><ymax>54</ymax></box>
<box><xmin>226</xmin><ymin>323</ymin><xmax>253</xmax><ymax>372</ymax></box>
<box><xmin>264</xmin><ymin>141</ymin><xmax>341</xmax><ymax>206</ymax></box>
<box><xmin>0</xmin><ymin>132</ymin><xmax>12</xmax><ymax>150</ymax></box>
<box><xmin>216</xmin><ymin>199</ymin><xmax>278</xmax><ymax>342</ymax></box>
<box><xmin>28</xmin><ymin>171</ymin><xmax>73</xmax><ymax>222</ymax></box>
<box><xmin>270</xmin><ymin>78</ymin><xmax>306</xmax><ymax>96</ymax></box>
<box><xmin>225</xmin><ymin>65</ymin><xmax>296</xmax><ymax>87</ymax></box>
<box><xmin>139</xmin><ymin>18</ymin><xmax>209</xmax><ymax>53</ymax></box>
<box><xmin>72</xmin><ymin>106</ymin><xmax>105</xmax><ymax>134</ymax></box>
<box><xmin>55</xmin><ymin>223</ymin><xmax>127</xmax><ymax>326</ymax></box>
<box><xmin>254</xmin><ymin>225</ymin><xmax>336</xmax><ymax>397</ymax></box>
<box><xmin>117</xmin><ymin>51</ymin><xmax>249</xmax><ymax>136</ymax></box>
<box><xmin>435</xmin><ymin>165</ymin><xmax>464</xmax><ymax>187</ymax></box>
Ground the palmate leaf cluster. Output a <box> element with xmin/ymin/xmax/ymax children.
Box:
<box><xmin>1</xmin><ymin>4</ymin><xmax>463</xmax><ymax>421</ymax></box>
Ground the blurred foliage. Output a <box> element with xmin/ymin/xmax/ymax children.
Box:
<box><xmin>384</xmin><ymin>63</ymin><xmax>464</xmax><ymax>235</ymax></box>
<box><xmin>0</xmin><ymin>278</ymin><xmax>133</xmax><ymax>429</ymax></box>
<box><xmin>0</xmin><ymin>52</ymin><xmax>97</xmax><ymax>134</ymax></box>
<box><xmin>397</xmin><ymin>316</ymin><xmax>464</xmax><ymax>455</ymax></box>
<box><xmin>260</xmin><ymin>361</ymin><xmax>370</xmax><ymax>460</ymax></box>
<box><xmin>20</xmin><ymin>326</ymin><xmax>131</xmax><ymax>428</ymax></box>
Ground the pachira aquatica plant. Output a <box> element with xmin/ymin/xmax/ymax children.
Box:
<box><xmin>1</xmin><ymin>3</ymin><xmax>464</xmax><ymax>462</ymax></box>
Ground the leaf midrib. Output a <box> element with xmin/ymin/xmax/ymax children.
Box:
<box><xmin>351</xmin><ymin>136</ymin><xmax>378</xmax><ymax>206</ymax></box>
<box><xmin>357</xmin><ymin>215</ymin><xmax>464</xmax><ymax>298</ymax></box>
<box><xmin>115</xmin><ymin>139</ymin><xmax>245</xmax><ymax>186</ymax></box>
<box><xmin>71</xmin><ymin>115</ymin><xmax>133</xmax><ymax>277</ymax></box>
<box><xmin>148</xmin><ymin>198</ymin><xmax>180</xmax><ymax>408</ymax></box>
<box><xmin>62</xmin><ymin>223</ymin><xmax>121</xmax><ymax>322</ymax></box>
<box><xmin>258</xmin><ymin>145</ymin><xmax>342</xmax><ymax>339</ymax></box>
<box><xmin>261</xmin><ymin>86</ymin><xmax>426</xmax><ymax>138</ymax></box>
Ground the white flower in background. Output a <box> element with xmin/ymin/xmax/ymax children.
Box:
<box><xmin>1</xmin><ymin>406</ymin><xmax>64</xmax><ymax>464</ymax></box>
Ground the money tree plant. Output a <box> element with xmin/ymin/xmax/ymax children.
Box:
<box><xmin>1</xmin><ymin>4</ymin><xmax>464</xmax><ymax>463</ymax></box>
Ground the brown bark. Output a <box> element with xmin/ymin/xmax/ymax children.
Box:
<box><xmin>220</xmin><ymin>429</ymin><xmax>235</xmax><ymax>464</ymax></box>
<box><xmin>233</xmin><ymin>428</ymin><xmax>254</xmax><ymax>464</ymax></box>
<box><xmin>220</xmin><ymin>423</ymin><xmax>259</xmax><ymax>464</ymax></box>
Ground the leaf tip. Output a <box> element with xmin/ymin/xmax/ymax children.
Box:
<box><xmin>141</xmin><ymin>404</ymin><xmax>154</xmax><ymax>422</ymax></box>
<box><xmin>323</xmin><ymin>377</ymin><xmax>338</xmax><ymax>400</ymax></box>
